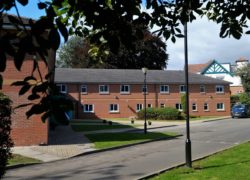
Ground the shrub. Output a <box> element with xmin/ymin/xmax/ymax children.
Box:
<box><xmin>0</xmin><ymin>93</ymin><xmax>13</xmax><ymax>178</ymax></box>
<box><xmin>137</xmin><ymin>107</ymin><xmax>182</xmax><ymax>120</ymax></box>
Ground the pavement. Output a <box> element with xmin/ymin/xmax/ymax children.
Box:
<box><xmin>12</xmin><ymin>116</ymin><xmax>230</xmax><ymax>162</ymax></box>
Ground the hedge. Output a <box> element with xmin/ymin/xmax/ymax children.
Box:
<box><xmin>137</xmin><ymin>107</ymin><xmax>183</xmax><ymax>120</ymax></box>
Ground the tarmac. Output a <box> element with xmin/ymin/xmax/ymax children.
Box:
<box><xmin>12</xmin><ymin>116</ymin><xmax>230</xmax><ymax>163</ymax></box>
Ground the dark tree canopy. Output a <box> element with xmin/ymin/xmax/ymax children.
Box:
<box><xmin>1</xmin><ymin>0</ymin><xmax>250</xmax><ymax>123</ymax></box>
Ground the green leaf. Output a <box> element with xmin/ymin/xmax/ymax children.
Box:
<box><xmin>24</xmin><ymin>76</ymin><xmax>37</xmax><ymax>82</ymax></box>
<box><xmin>0</xmin><ymin>50</ymin><xmax>6</xmax><ymax>72</ymax></box>
<box><xmin>17</xmin><ymin>0</ymin><xmax>28</xmax><ymax>6</ymax></box>
<box><xmin>11</xmin><ymin>81</ymin><xmax>26</xmax><ymax>86</ymax></box>
<box><xmin>246</xmin><ymin>31</ymin><xmax>250</xmax><ymax>34</ymax></box>
<box><xmin>41</xmin><ymin>111</ymin><xmax>51</xmax><ymax>123</ymax></box>
<box><xmin>38</xmin><ymin>2</ymin><xmax>47</xmax><ymax>9</ymax></box>
<box><xmin>14</xmin><ymin>49</ymin><xmax>25</xmax><ymax>71</ymax></box>
<box><xmin>32</xmin><ymin>82</ymin><xmax>49</xmax><ymax>93</ymax></box>
<box><xmin>49</xmin><ymin>28</ymin><xmax>61</xmax><ymax>50</ymax></box>
<box><xmin>14</xmin><ymin>103</ymin><xmax>33</xmax><ymax>109</ymax></box>
<box><xmin>26</xmin><ymin>104</ymin><xmax>46</xmax><ymax>119</ymax></box>
<box><xmin>28</xmin><ymin>94</ymin><xmax>40</xmax><ymax>100</ymax></box>
<box><xmin>56</xmin><ymin>18</ymin><xmax>68</xmax><ymax>42</ymax></box>
<box><xmin>19</xmin><ymin>84</ymin><xmax>31</xmax><ymax>95</ymax></box>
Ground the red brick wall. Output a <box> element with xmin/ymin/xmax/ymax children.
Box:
<box><xmin>64</xmin><ymin>83</ymin><xmax>231</xmax><ymax>119</ymax></box>
<box><xmin>1</xmin><ymin>58</ymin><xmax>48</xmax><ymax>146</ymax></box>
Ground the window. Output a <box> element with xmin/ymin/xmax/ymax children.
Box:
<box><xmin>120</xmin><ymin>85</ymin><xmax>130</xmax><ymax>94</ymax></box>
<box><xmin>81</xmin><ymin>85</ymin><xmax>87</xmax><ymax>94</ymax></box>
<box><xmin>179</xmin><ymin>85</ymin><xmax>186</xmax><ymax>93</ymax></box>
<box><xmin>160</xmin><ymin>85</ymin><xmax>169</xmax><ymax>93</ymax></box>
<box><xmin>83</xmin><ymin>104</ymin><xmax>94</xmax><ymax>113</ymax></box>
<box><xmin>204</xmin><ymin>103</ymin><xmax>209</xmax><ymax>111</ymax></box>
<box><xmin>200</xmin><ymin>85</ymin><xmax>205</xmax><ymax>93</ymax></box>
<box><xmin>109</xmin><ymin>104</ymin><xmax>119</xmax><ymax>113</ymax></box>
<box><xmin>192</xmin><ymin>103</ymin><xmax>197</xmax><ymax>111</ymax></box>
<box><xmin>175</xmin><ymin>103</ymin><xmax>182</xmax><ymax>111</ymax></box>
<box><xmin>136</xmin><ymin>104</ymin><xmax>143</xmax><ymax>112</ymax></box>
<box><xmin>99</xmin><ymin>85</ymin><xmax>109</xmax><ymax>94</ymax></box>
<box><xmin>216</xmin><ymin>85</ymin><xmax>224</xmax><ymax>93</ymax></box>
<box><xmin>57</xmin><ymin>84</ymin><xmax>67</xmax><ymax>93</ymax></box>
<box><xmin>160</xmin><ymin>103</ymin><xmax>165</xmax><ymax>108</ymax></box>
<box><xmin>142</xmin><ymin>85</ymin><xmax>148</xmax><ymax>93</ymax></box>
<box><xmin>216</xmin><ymin>103</ymin><xmax>225</xmax><ymax>111</ymax></box>
<box><xmin>148</xmin><ymin>104</ymin><xmax>152</xmax><ymax>108</ymax></box>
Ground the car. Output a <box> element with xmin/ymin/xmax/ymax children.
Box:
<box><xmin>231</xmin><ymin>104</ymin><xmax>250</xmax><ymax>118</ymax></box>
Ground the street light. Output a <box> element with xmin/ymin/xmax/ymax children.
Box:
<box><xmin>142</xmin><ymin>67</ymin><xmax>148</xmax><ymax>134</ymax></box>
<box><xmin>184</xmin><ymin>16</ymin><xmax>192</xmax><ymax>167</ymax></box>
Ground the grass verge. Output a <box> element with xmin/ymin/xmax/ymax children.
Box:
<box><xmin>8</xmin><ymin>154</ymin><xmax>41</xmax><ymax>166</ymax></box>
<box><xmin>151</xmin><ymin>141</ymin><xmax>250</xmax><ymax>180</ymax></box>
<box><xmin>85</xmin><ymin>131</ymin><xmax>178</xmax><ymax>149</ymax></box>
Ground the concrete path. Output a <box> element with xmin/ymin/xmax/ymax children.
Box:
<box><xmin>5</xmin><ymin>117</ymin><xmax>250</xmax><ymax>180</ymax></box>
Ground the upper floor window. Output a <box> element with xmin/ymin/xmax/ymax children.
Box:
<box><xmin>99</xmin><ymin>85</ymin><xmax>109</xmax><ymax>94</ymax></box>
<box><xmin>200</xmin><ymin>85</ymin><xmax>206</xmax><ymax>93</ymax></box>
<box><xmin>216</xmin><ymin>103</ymin><xmax>225</xmax><ymax>111</ymax></box>
<box><xmin>192</xmin><ymin>103</ymin><xmax>197</xmax><ymax>111</ymax></box>
<box><xmin>204</xmin><ymin>103</ymin><xmax>209</xmax><ymax>111</ymax></box>
<box><xmin>81</xmin><ymin>85</ymin><xmax>87</xmax><ymax>94</ymax></box>
<box><xmin>142</xmin><ymin>85</ymin><xmax>148</xmax><ymax>93</ymax></box>
<box><xmin>179</xmin><ymin>85</ymin><xmax>186</xmax><ymax>93</ymax></box>
<box><xmin>175</xmin><ymin>103</ymin><xmax>183</xmax><ymax>111</ymax></box>
<box><xmin>160</xmin><ymin>85</ymin><xmax>169</xmax><ymax>93</ymax></box>
<box><xmin>136</xmin><ymin>104</ymin><xmax>143</xmax><ymax>112</ymax></box>
<box><xmin>83</xmin><ymin>104</ymin><xmax>94</xmax><ymax>113</ymax></box>
<box><xmin>120</xmin><ymin>85</ymin><xmax>130</xmax><ymax>94</ymax></box>
<box><xmin>57</xmin><ymin>84</ymin><xmax>67</xmax><ymax>93</ymax></box>
<box><xmin>109</xmin><ymin>104</ymin><xmax>119</xmax><ymax>113</ymax></box>
<box><xmin>216</xmin><ymin>85</ymin><xmax>224</xmax><ymax>93</ymax></box>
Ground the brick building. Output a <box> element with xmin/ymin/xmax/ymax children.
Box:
<box><xmin>55</xmin><ymin>68</ymin><xmax>231</xmax><ymax>119</ymax></box>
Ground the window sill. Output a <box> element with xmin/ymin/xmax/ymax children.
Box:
<box><xmin>99</xmin><ymin>92</ymin><xmax>110</xmax><ymax>95</ymax></box>
<box><xmin>216</xmin><ymin>109</ymin><xmax>225</xmax><ymax>112</ymax></box>
<box><xmin>216</xmin><ymin>92</ymin><xmax>225</xmax><ymax>95</ymax></box>
<box><xmin>200</xmin><ymin>92</ymin><xmax>206</xmax><ymax>95</ymax></box>
<box><xmin>192</xmin><ymin>110</ymin><xmax>198</xmax><ymax>112</ymax></box>
<box><xmin>83</xmin><ymin>112</ymin><xmax>94</xmax><ymax>113</ymax></box>
<box><xmin>81</xmin><ymin>92</ymin><xmax>88</xmax><ymax>95</ymax></box>
<box><xmin>204</xmin><ymin>110</ymin><xmax>210</xmax><ymax>112</ymax></box>
<box><xmin>109</xmin><ymin>112</ymin><xmax>120</xmax><ymax>114</ymax></box>
<box><xmin>120</xmin><ymin>92</ymin><xmax>130</xmax><ymax>95</ymax></box>
<box><xmin>160</xmin><ymin>92</ymin><xmax>170</xmax><ymax>94</ymax></box>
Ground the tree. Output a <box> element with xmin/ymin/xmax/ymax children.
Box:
<box><xmin>1</xmin><ymin>0</ymin><xmax>250</xmax><ymax>122</ymax></box>
<box><xmin>236</xmin><ymin>64</ymin><xmax>250</xmax><ymax>93</ymax></box>
<box><xmin>57</xmin><ymin>31</ymin><xmax>168</xmax><ymax>69</ymax></box>
<box><xmin>239</xmin><ymin>93</ymin><xmax>250</xmax><ymax>106</ymax></box>
<box><xmin>0</xmin><ymin>93</ymin><xmax>13</xmax><ymax>178</ymax></box>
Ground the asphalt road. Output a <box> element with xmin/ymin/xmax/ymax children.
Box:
<box><xmin>5</xmin><ymin>118</ymin><xmax>250</xmax><ymax>180</ymax></box>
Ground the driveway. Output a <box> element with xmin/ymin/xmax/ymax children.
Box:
<box><xmin>6</xmin><ymin>118</ymin><xmax>250</xmax><ymax>180</ymax></box>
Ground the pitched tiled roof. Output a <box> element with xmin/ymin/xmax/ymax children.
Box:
<box><xmin>55</xmin><ymin>68</ymin><xmax>230</xmax><ymax>85</ymax></box>
<box><xmin>188</xmin><ymin>60</ymin><xmax>212</xmax><ymax>73</ymax></box>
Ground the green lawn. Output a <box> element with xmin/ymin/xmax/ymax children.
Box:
<box><xmin>71</xmin><ymin>124</ymin><xmax>138</xmax><ymax>132</ymax></box>
<box><xmin>151</xmin><ymin>142</ymin><xmax>250</xmax><ymax>180</ymax></box>
<box><xmin>8</xmin><ymin>154</ymin><xmax>41</xmax><ymax>166</ymax></box>
<box><xmin>85</xmin><ymin>132</ymin><xmax>178</xmax><ymax>149</ymax></box>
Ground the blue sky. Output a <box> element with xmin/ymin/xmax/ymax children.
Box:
<box><xmin>7</xmin><ymin>1</ymin><xmax>250</xmax><ymax>70</ymax></box>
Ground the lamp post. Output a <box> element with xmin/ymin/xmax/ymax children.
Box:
<box><xmin>184</xmin><ymin>19</ymin><xmax>192</xmax><ymax>167</ymax></box>
<box><xmin>142</xmin><ymin>67</ymin><xmax>148</xmax><ymax>134</ymax></box>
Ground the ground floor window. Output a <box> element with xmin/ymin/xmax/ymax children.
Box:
<box><xmin>204</xmin><ymin>103</ymin><xmax>209</xmax><ymax>111</ymax></box>
<box><xmin>160</xmin><ymin>103</ymin><xmax>165</xmax><ymax>108</ymax></box>
<box><xmin>192</xmin><ymin>103</ymin><xmax>197</xmax><ymax>111</ymax></box>
<box><xmin>109</xmin><ymin>104</ymin><xmax>119</xmax><ymax>113</ymax></box>
<box><xmin>148</xmin><ymin>104</ymin><xmax>152</xmax><ymax>108</ymax></box>
<box><xmin>136</xmin><ymin>104</ymin><xmax>143</xmax><ymax>112</ymax></box>
<box><xmin>175</xmin><ymin>103</ymin><xmax>182</xmax><ymax>111</ymax></box>
<box><xmin>216</xmin><ymin>103</ymin><xmax>225</xmax><ymax>111</ymax></box>
<box><xmin>83</xmin><ymin>104</ymin><xmax>94</xmax><ymax>113</ymax></box>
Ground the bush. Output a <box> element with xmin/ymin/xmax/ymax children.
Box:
<box><xmin>0</xmin><ymin>93</ymin><xmax>13</xmax><ymax>178</ymax></box>
<box><xmin>137</xmin><ymin>107</ymin><xmax>182</xmax><ymax>120</ymax></box>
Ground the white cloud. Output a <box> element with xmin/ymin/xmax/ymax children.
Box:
<box><xmin>167</xmin><ymin>17</ymin><xmax>250</xmax><ymax>70</ymax></box>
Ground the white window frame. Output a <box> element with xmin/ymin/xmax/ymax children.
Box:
<box><xmin>57</xmin><ymin>84</ymin><xmax>67</xmax><ymax>93</ymax></box>
<box><xmin>136</xmin><ymin>104</ymin><xmax>143</xmax><ymax>112</ymax></box>
<box><xmin>175</xmin><ymin>103</ymin><xmax>183</xmax><ymax>111</ymax></box>
<box><xmin>160</xmin><ymin>103</ymin><xmax>165</xmax><ymax>108</ymax></box>
<box><xmin>200</xmin><ymin>85</ymin><xmax>206</xmax><ymax>93</ymax></box>
<box><xmin>109</xmin><ymin>104</ymin><xmax>119</xmax><ymax>113</ymax></box>
<box><xmin>216</xmin><ymin>103</ymin><xmax>225</xmax><ymax>111</ymax></box>
<box><xmin>99</xmin><ymin>85</ymin><xmax>109</xmax><ymax>94</ymax></box>
<box><xmin>204</xmin><ymin>103</ymin><xmax>209</xmax><ymax>111</ymax></box>
<box><xmin>179</xmin><ymin>85</ymin><xmax>186</xmax><ymax>93</ymax></box>
<box><xmin>192</xmin><ymin>103</ymin><xmax>197</xmax><ymax>111</ymax></box>
<box><xmin>83</xmin><ymin>104</ymin><xmax>94</xmax><ymax>113</ymax></box>
<box><xmin>81</xmin><ymin>85</ymin><xmax>87</xmax><ymax>94</ymax></box>
<box><xmin>160</xmin><ymin>85</ymin><xmax>169</xmax><ymax>93</ymax></box>
<box><xmin>216</xmin><ymin>85</ymin><xmax>224</xmax><ymax>93</ymax></box>
<box><xmin>120</xmin><ymin>84</ymin><xmax>130</xmax><ymax>94</ymax></box>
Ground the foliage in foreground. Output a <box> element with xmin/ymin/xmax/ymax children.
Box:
<box><xmin>137</xmin><ymin>107</ymin><xmax>183</xmax><ymax>120</ymax></box>
<box><xmin>152</xmin><ymin>142</ymin><xmax>250</xmax><ymax>180</ymax></box>
<box><xmin>0</xmin><ymin>93</ymin><xmax>13</xmax><ymax>178</ymax></box>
